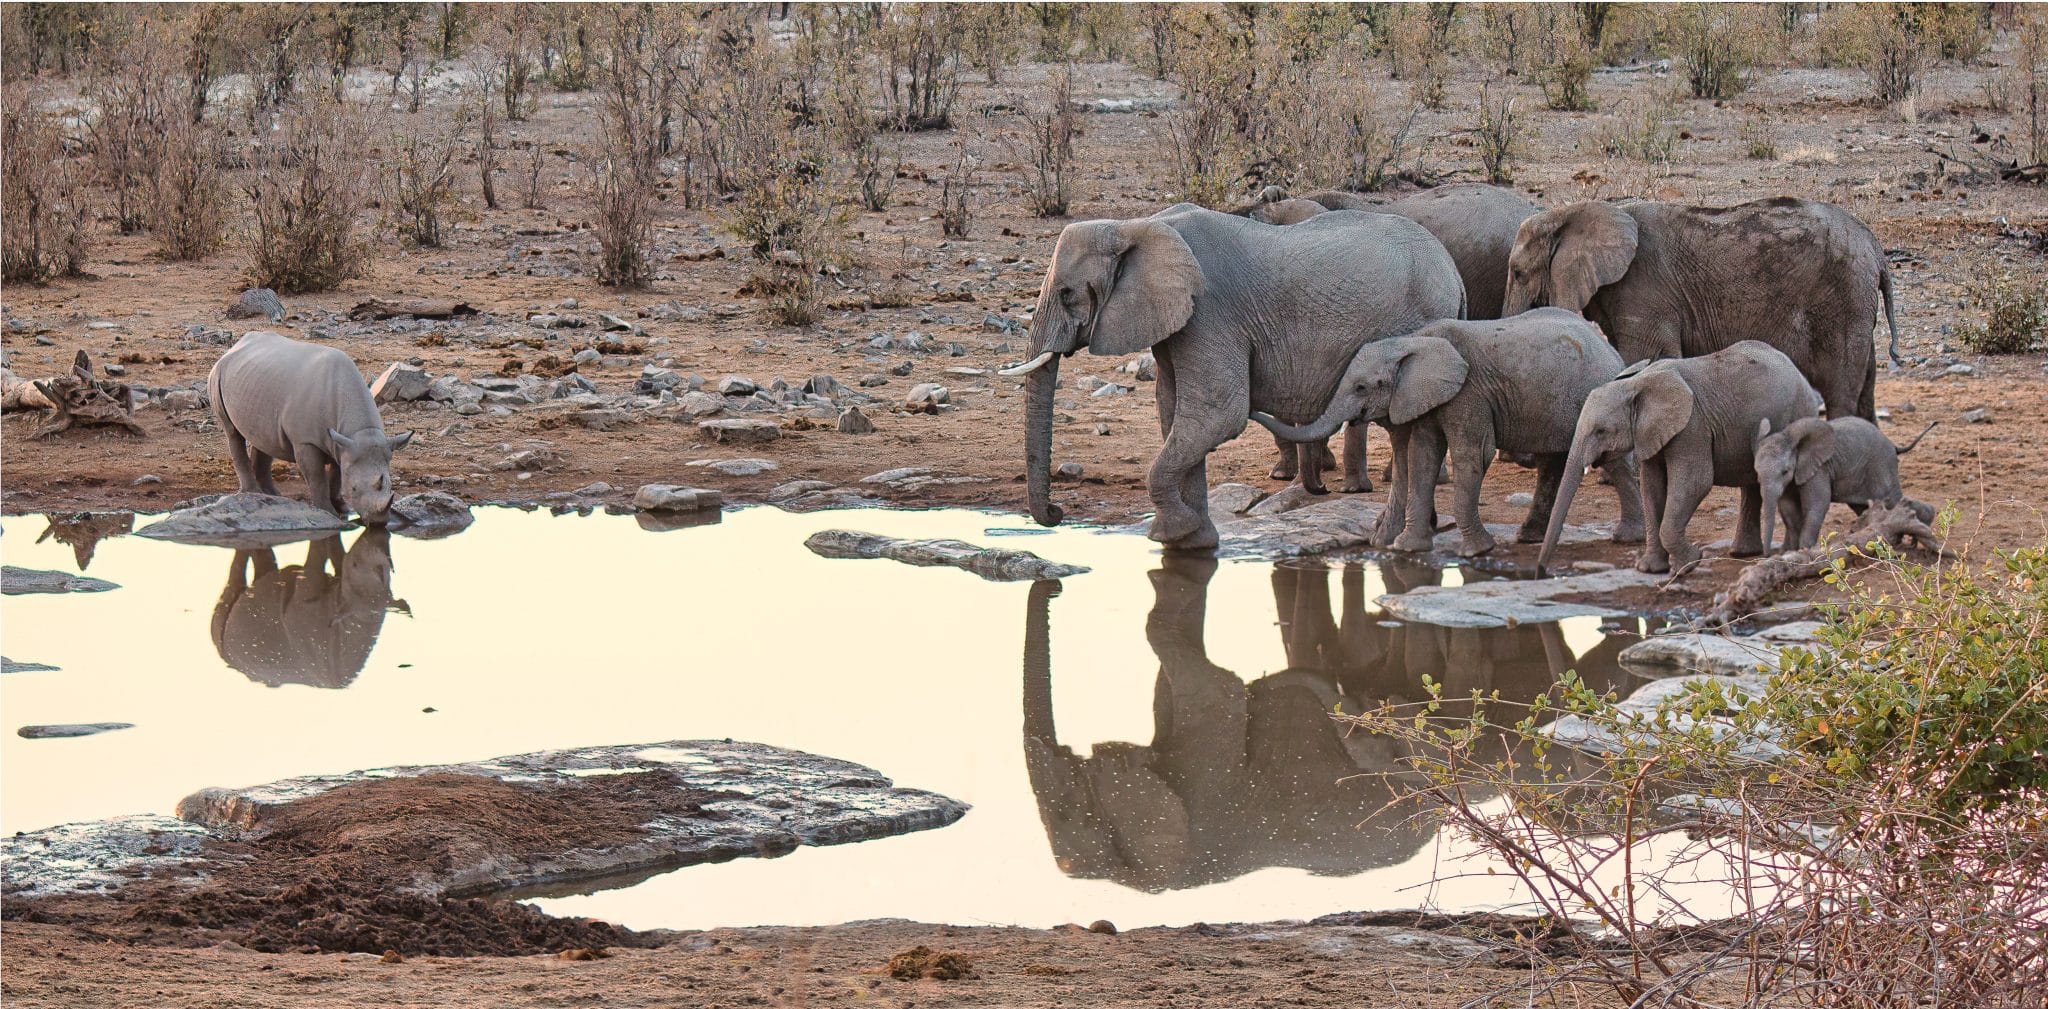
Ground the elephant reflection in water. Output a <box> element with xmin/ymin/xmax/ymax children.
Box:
<box><xmin>210</xmin><ymin>529</ymin><xmax>407</xmax><ymax>689</ymax></box>
<box><xmin>1022</xmin><ymin>557</ymin><xmax>1635</xmax><ymax>893</ymax></box>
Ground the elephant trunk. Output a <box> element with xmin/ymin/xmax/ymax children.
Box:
<box><xmin>1537</xmin><ymin>445</ymin><xmax>1592</xmax><ymax>572</ymax></box>
<box><xmin>1758</xmin><ymin>479</ymin><xmax>1784</xmax><ymax>556</ymax></box>
<box><xmin>1025</xmin><ymin>356</ymin><xmax>1065</xmax><ymax>527</ymax></box>
<box><xmin>1249</xmin><ymin>400</ymin><xmax>1351</xmax><ymax>447</ymax></box>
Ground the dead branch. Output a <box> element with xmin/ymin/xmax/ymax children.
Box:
<box><xmin>1705</xmin><ymin>501</ymin><xmax>1941</xmax><ymax>625</ymax></box>
<box><xmin>28</xmin><ymin>350</ymin><xmax>146</xmax><ymax>439</ymax></box>
<box><xmin>347</xmin><ymin>298</ymin><xmax>479</xmax><ymax>321</ymax></box>
<box><xmin>2</xmin><ymin>366</ymin><xmax>57</xmax><ymax>412</ymax></box>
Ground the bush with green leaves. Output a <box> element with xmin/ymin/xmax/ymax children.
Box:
<box><xmin>1955</xmin><ymin>268</ymin><xmax>2048</xmax><ymax>355</ymax></box>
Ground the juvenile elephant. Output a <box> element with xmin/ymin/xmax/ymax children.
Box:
<box><xmin>1252</xmin><ymin>308</ymin><xmax>1643</xmax><ymax>557</ymax></box>
<box><xmin>1502</xmin><ymin>196</ymin><xmax>1899</xmax><ymax>422</ymax></box>
<box><xmin>1007</xmin><ymin>205</ymin><xmax>1465</xmax><ymax>550</ymax></box>
<box><xmin>209</xmin><ymin>330</ymin><xmax>413</xmax><ymax>523</ymax></box>
<box><xmin>1754</xmin><ymin>417</ymin><xmax>1936</xmax><ymax>552</ymax></box>
<box><xmin>1539</xmin><ymin>341</ymin><xmax>1819</xmax><ymax>574</ymax></box>
<box><xmin>1245</xmin><ymin>185</ymin><xmax>1539</xmax><ymax>486</ymax></box>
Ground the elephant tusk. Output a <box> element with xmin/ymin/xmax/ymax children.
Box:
<box><xmin>999</xmin><ymin>352</ymin><xmax>1057</xmax><ymax>377</ymax></box>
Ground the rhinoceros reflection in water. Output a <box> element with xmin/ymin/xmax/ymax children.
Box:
<box><xmin>1022</xmin><ymin>556</ymin><xmax>1638</xmax><ymax>893</ymax></box>
<box><xmin>209</xmin><ymin>529</ymin><xmax>407</xmax><ymax>689</ymax></box>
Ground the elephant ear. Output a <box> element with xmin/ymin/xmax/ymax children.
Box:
<box><xmin>1630</xmin><ymin>367</ymin><xmax>1695</xmax><ymax>459</ymax></box>
<box><xmin>1089</xmin><ymin>219</ymin><xmax>1204</xmax><ymax>357</ymax></box>
<box><xmin>1389</xmin><ymin>337</ymin><xmax>1470</xmax><ymax>425</ymax></box>
<box><xmin>1549</xmin><ymin>203</ymin><xmax>1639</xmax><ymax>313</ymax></box>
<box><xmin>1792</xmin><ymin>421</ymin><xmax>1837</xmax><ymax>484</ymax></box>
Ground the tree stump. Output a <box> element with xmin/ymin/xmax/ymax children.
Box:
<box><xmin>1705</xmin><ymin>501</ymin><xmax>1942</xmax><ymax>626</ymax></box>
<box><xmin>29</xmin><ymin>351</ymin><xmax>145</xmax><ymax>439</ymax></box>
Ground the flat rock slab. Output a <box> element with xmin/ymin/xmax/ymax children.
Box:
<box><xmin>2</xmin><ymin>657</ymin><xmax>61</xmax><ymax>674</ymax></box>
<box><xmin>804</xmin><ymin>529</ymin><xmax>1089</xmax><ymax>582</ymax></box>
<box><xmin>18</xmin><ymin>722</ymin><xmax>135</xmax><ymax>739</ymax></box>
<box><xmin>634</xmin><ymin>484</ymin><xmax>723</xmax><ymax>512</ymax></box>
<box><xmin>1619</xmin><ymin>621</ymin><xmax>1828</xmax><ymax>677</ymax></box>
<box><xmin>136</xmin><ymin>493</ymin><xmax>350</xmax><ymax>547</ymax></box>
<box><xmin>175</xmin><ymin>740</ymin><xmax>969</xmax><ymax>899</ymax></box>
<box><xmin>1542</xmin><ymin>671</ymin><xmax>1786</xmax><ymax>762</ymax></box>
<box><xmin>389</xmin><ymin>492</ymin><xmax>475</xmax><ymax>538</ymax></box>
<box><xmin>698</xmin><ymin>418</ymin><xmax>781</xmax><ymax>445</ymax></box>
<box><xmin>1215</xmin><ymin>495</ymin><xmax>1614</xmax><ymax>562</ymax></box>
<box><xmin>1</xmin><ymin>567</ymin><xmax>120</xmax><ymax>595</ymax></box>
<box><xmin>0</xmin><ymin>815</ymin><xmax>218</xmax><ymax>900</ymax></box>
<box><xmin>1376</xmin><ymin>567</ymin><xmax>1664</xmax><ymax>628</ymax></box>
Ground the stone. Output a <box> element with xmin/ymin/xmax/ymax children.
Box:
<box><xmin>1961</xmin><ymin>406</ymin><xmax>1991</xmax><ymax>424</ymax></box>
<box><xmin>1506</xmin><ymin>492</ymin><xmax>1535</xmax><ymax>507</ymax></box>
<box><xmin>904</xmin><ymin>383</ymin><xmax>950</xmax><ymax>411</ymax></box>
<box><xmin>1054</xmin><ymin>462</ymin><xmax>1085</xmax><ymax>482</ymax></box>
<box><xmin>633</xmin><ymin>484</ymin><xmax>723</xmax><ymax>512</ymax></box>
<box><xmin>1090</xmin><ymin>382</ymin><xmax>1132</xmax><ymax>397</ymax></box>
<box><xmin>3</xmin><ymin>658</ymin><xmax>61</xmax><ymax>674</ymax></box>
<box><xmin>0</xmin><ymin>814</ymin><xmax>214</xmax><ymax>900</ymax></box>
<box><xmin>1946</xmin><ymin>363</ymin><xmax>1975</xmax><ymax>376</ymax></box>
<box><xmin>495</xmin><ymin>447</ymin><xmax>561</xmax><ymax>471</ymax></box>
<box><xmin>370</xmin><ymin>363</ymin><xmax>432</xmax><ymax>404</ymax></box>
<box><xmin>889</xmin><ymin>360</ymin><xmax>914</xmax><ymax>377</ymax></box>
<box><xmin>575</xmin><ymin>408</ymin><xmax>633</xmax><ymax>431</ymax></box>
<box><xmin>131</xmin><ymin>474</ymin><xmax>163</xmax><ymax>486</ymax></box>
<box><xmin>804</xmin><ymin>530</ymin><xmax>1089</xmax><ymax>581</ymax></box>
<box><xmin>388</xmin><ymin>492</ymin><xmax>474</xmax><ymax>537</ymax></box>
<box><xmin>1376</xmin><ymin>567</ymin><xmax>1664</xmax><ymax>628</ymax></box>
<box><xmin>1088</xmin><ymin>920</ymin><xmax>1119</xmax><ymax>936</ymax></box>
<box><xmin>1119</xmin><ymin>354</ymin><xmax>1157</xmax><ymax>381</ymax></box>
<box><xmin>1207</xmin><ymin>483</ymin><xmax>1266</xmax><ymax>516</ymax></box>
<box><xmin>1542</xmin><ymin>671</ymin><xmax>1785</xmax><ymax>762</ymax></box>
<box><xmin>1618</xmin><ymin>622</ymin><xmax>1827</xmax><ymax>677</ymax></box>
<box><xmin>162</xmin><ymin>389</ymin><xmax>206</xmax><ymax>411</ymax></box>
<box><xmin>858</xmin><ymin>374</ymin><xmax>889</xmax><ymax>388</ymax></box>
<box><xmin>1245</xmin><ymin>483</ymin><xmax>1320</xmax><ymax>517</ymax></box>
<box><xmin>803</xmin><ymin>374</ymin><xmax>850</xmax><ymax>399</ymax></box>
<box><xmin>837</xmin><ymin>406</ymin><xmax>876</xmax><ymax>434</ymax></box>
<box><xmin>861</xmin><ymin>466</ymin><xmax>933</xmax><ymax>485</ymax></box>
<box><xmin>135</xmin><ymin>494</ymin><xmax>349</xmax><ymax>548</ymax></box>
<box><xmin>18</xmin><ymin>723</ymin><xmax>134</xmax><ymax>739</ymax></box>
<box><xmin>570</xmin><ymin>482</ymin><xmax>613</xmax><ymax>496</ymax></box>
<box><xmin>677</xmin><ymin>391</ymin><xmax>725</xmax><ymax>418</ymax></box>
<box><xmin>699</xmin><ymin>418</ymin><xmax>781</xmax><ymax>445</ymax></box>
<box><xmin>769</xmin><ymin>480</ymin><xmax>835</xmax><ymax>501</ymax></box>
<box><xmin>599</xmin><ymin>312</ymin><xmax>637</xmax><ymax>332</ymax></box>
<box><xmin>1</xmin><ymin>567</ymin><xmax>120</xmax><ymax>595</ymax></box>
<box><xmin>226</xmin><ymin>288</ymin><xmax>285</xmax><ymax>321</ymax></box>
<box><xmin>687</xmin><ymin>458</ymin><xmax>779</xmax><ymax>477</ymax></box>
<box><xmin>549</xmin><ymin>373</ymin><xmax>599</xmax><ymax>398</ymax></box>
<box><xmin>573</xmin><ymin>348</ymin><xmax>603</xmax><ymax>366</ymax></box>
<box><xmin>718</xmin><ymin>375</ymin><xmax>758</xmax><ymax>396</ymax></box>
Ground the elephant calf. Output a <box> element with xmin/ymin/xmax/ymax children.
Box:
<box><xmin>1540</xmin><ymin>341</ymin><xmax>1819</xmax><ymax>574</ymax></box>
<box><xmin>1754</xmin><ymin>417</ymin><xmax>1936</xmax><ymax>552</ymax></box>
<box><xmin>1252</xmin><ymin>308</ymin><xmax>1643</xmax><ymax>557</ymax></box>
<box><xmin>208</xmin><ymin>330</ymin><xmax>413</xmax><ymax>523</ymax></box>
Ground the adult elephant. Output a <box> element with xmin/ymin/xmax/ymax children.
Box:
<box><xmin>1502</xmin><ymin>196</ymin><xmax>1899</xmax><ymax>421</ymax></box>
<box><xmin>1006</xmin><ymin>204</ymin><xmax>1464</xmax><ymax>550</ymax></box>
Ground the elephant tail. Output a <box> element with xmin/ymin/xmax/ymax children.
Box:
<box><xmin>1893</xmin><ymin>420</ymin><xmax>1937</xmax><ymax>455</ymax></box>
<box><xmin>1880</xmin><ymin>264</ymin><xmax>1902</xmax><ymax>367</ymax></box>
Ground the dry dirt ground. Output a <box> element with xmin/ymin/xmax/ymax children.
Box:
<box><xmin>2</xmin><ymin>50</ymin><xmax>2046</xmax><ymax>1008</ymax></box>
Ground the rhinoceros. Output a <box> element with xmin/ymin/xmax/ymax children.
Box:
<box><xmin>207</xmin><ymin>331</ymin><xmax>413</xmax><ymax>523</ymax></box>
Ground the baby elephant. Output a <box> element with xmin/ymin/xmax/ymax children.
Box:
<box><xmin>1540</xmin><ymin>341</ymin><xmax>1819</xmax><ymax>574</ymax></box>
<box><xmin>208</xmin><ymin>331</ymin><xmax>413</xmax><ymax>523</ymax></box>
<box><xmin>1754</xmin><ymin>417</ymin><xmax>1935</xmax><ymax>552</ymax></box>
<box><xmin>1252</xmin><ymin>308</ymin><xmax>1644</xmax><ymax>557</ymax></box>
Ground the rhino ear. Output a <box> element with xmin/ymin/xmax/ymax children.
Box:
<box><xmin>1630</xmin><ymin>368</ymin><xmax>1695</xmax><ymax>459</ymax></box>
<box><xmin>387</xmin><ymin>430</ymin><xmax>414</xmax><ymax>452</ymax></box>
<box><xmin>329</xmin><ymin>428</ymin><xmax>356</xmax><ymax>452</ymax></box>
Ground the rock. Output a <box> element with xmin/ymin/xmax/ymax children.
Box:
<box><xmin>599</xmin><ymin>312</ymin><xmax>637</xmax><ymax>333</ymax></box>
<box><xmin>162</xmin><ymin>389</ymin><xmax>206</xmax><ymax>411</ymax></box>
<box><xmin>1961</xmin><ymin>406</ymin><xmax>1991</xmax><ymax>424</ymax></box>
<box><xmin>102</xmin><ymin>363</ymin><xmax>125</xmax><ymax>376</ymax></box>
<box><xmin>1118</xmin><ymin>354</ymin><xmax>1157</xmax><ymax>381</ymax></box>
<box><xmin>859</xmin><ymin>374</ymin><xmax>889</xmax><ymax>388</ymax></box>
<box><xmin>3</xmin><ymin>658</ymin><xmax>61</xmax><ymax>674</ymax></box>
<box><xmin>165</xmin><ymin>741</ymin><xmax>969</xmax><ymax>899</ymax></box>
<box><xmin>717</xmin><ymin>375</ymin><xmax>758</xmax><ymax>396</ymax></box>
<box><xmin>1245</xmin><ymin>483</ymin><xmax>1320</xmax><ymax>517</ymax></box>
<box><xmin>495</xmin><ymin>447</ymin><xmax>561</xmax><ymax>471</ymax></box>
<box><xmin>1571</xmin><ymin>560</ymin><xmax>1616</xmax><ymax>573</ymax></box>
<box><xmin>135</xmin><ymin>493</ymin><xmax>350</xmax><ymax>547</ymax></box>
<box><xmin>18</xmin><ymin>722</ymin><xmax>134</xmax><ymax>739</ymax></box>
<box><xmin>1618</xmin><ymin>622</ymin><xmax>1827</xmax><ymax>677</ymax></box>
<box><xmin>889</xmin><ymin>360</ymin><xmax>914</xmax><ymax>376</ymax></box>
<box><xmin>575</xmin><ymin>408</ymin><xmax>633</xmax><ymax>431</ymax></box>
<box><xmin>687</xmin><ymin>458</ymin><xmax>779</xmax><ymax>477</ymax></box>
<box><xmin>226</xmin><ymin>288</ymin><xmax>285</xmax><ymax>321</ymax></box>
<box><xmin>1542</xmin><ymin>671</ymin><xmax>1785</xmax><ymax>761</ymax></box>
<box><xmin>804</xmin><ymin>530</ymin><xmax>1089</xmax><ymax>581</ymax></box>
<box><xmin>370</xmin><ymin>363</ymin><xmax>432</xmax><ymax>403</ymax></box>
<box><xmin>1077</xmin><ymin>375</ymin><xmax>1106</xmax><ymax>392</ymax></box>
<box><xmin>1088</xmin><ymin>920</ymin><xmax>1119</xmax><ymax>935</ymax></box>
<box><xmin>1946</xmin><ymin>363</ymin><xmax>1975</xmax><ymax>376</ymax></box>
<box><xmin>904</xmin><ymin>383</ymin><xmax>949</xmax><ymax>412</ymax></box>
<box><xmin>131</xmin><ymin>474</ymin><xmax>163</xmax><ymax>486</ymax></box>
<box><xmin>861</xmin><ymin>466</ymin><xmax>933</xmax><ymax>485</ymax></box>
<box><xmin>549</xmin><ymin>373</ymin><xmax>599</xmax><ymax>398</ymax></box>
<box><xmin>633</xmin><ymin>484</ymin><xmax>723</xmax><ymax>512</ymax></box>
<box><xmin>0</xmin><ymin>814</ymin><xmax>214</xmax><ymax>900</ymax></box>
<box><xmin>769</xmin><ymin>480</ymin><xmax>835</xmax><ymax>501</ymax></box>
<box><xmin>803</xmin><ymin>374</ymin><xmax>850</xmax><ymax>399</ymax></box>
<box><xmin>1506</xmin><ymin>492</ymin><xmax>1535</xmax><ymax>507</ymax></box>
<box><xmin>388</xmin><ymin>492</ymin><xmax>474</xmax><ymax>537</ymax></box>
<box><xmin>699</xmin><ymin>418</ymin><xmax>781</xmax><ymax>444</ymax></box>
<box><xmin>1207</xmin><ymin>483</ymin><xmax>1266</xmax><ymax>516</ymax></box>
<box><xmin>569</xmin><ymin>482</ymin><xmax>612</xmax><ymax>496</ymax></box>
<box><xmin>837</xmin><ymin>406</ymin><xmax>876</xmax><ymax>434</ymax></box>
<box><xmin>2</xmin><ymin>567</ymin><xmax>121</xmax><ymax>595</ymax></box>
<box><xmin>1054</xmin><ymin>462</ymin><xmax>1085</xmax><ymax>482</ymax></box>
<box><xmin>573</xmin><ymin>348</ymin><xmax>603</xmax><ymax>366</ymax></box>
<box><xmin>677</xmin><ymin>391</ymin><xmax>725</xmax><ymax>418</ymax></box>
<box><xmin>1376</xmin><ymin>567</ymin><xmax>1664</xmax><ymax>628</ymax></box>
<box><xmin>426</xmin><ymin>375</ymin><xmax>473</xmax><ymax>404</ymax></box>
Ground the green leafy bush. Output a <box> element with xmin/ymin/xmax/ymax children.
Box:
<box><xmin>1955</xmin><ymin>268</ymin><xmax>2048</xmax><ymax>355</ymax></box>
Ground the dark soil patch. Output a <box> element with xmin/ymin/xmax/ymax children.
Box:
<box><xmin>4</xmin><ymin>771</ymin><xmax>735</xmax><ymax>957</ymax></box>
<box><xmin>888</xmin><ymin>944</ymin><xmax>978</xmax><ymax>980</ymax></box>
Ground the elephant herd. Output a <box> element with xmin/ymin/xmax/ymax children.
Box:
<box><xmin>1010</xmin><ymin>186</ymin><xmax>1925</xmax><ymax>573</ymax></box>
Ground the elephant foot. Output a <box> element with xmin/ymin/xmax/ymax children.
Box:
<box><xmin>1515</xmin><ymin>520</ymin><xmax>1547</xmax><ymax>544</ymax></box>
<box><xmin>1663</xmin><ymin>542</ymin><xmax>1703</xmax><ymax>571</ymax></box>
<box><xmin>1392</xmin><ymin>529</ymin><xmax>1436</xmax><ymax>553</ymax></box>
<box><xmin>1611</xmin><ymin>517</ymin><xmax>1646</xmax><ymax>544</ymax></box>
<box><xmin>1150</xmin><ymin>505</ymin><xmax>1217</xmax><ymax>552</ymax></box>
<box><xmin>1370</xmin><ymin>509</ymin><xmax>1401</xmax><ymax>548</ymax></box>
<box><xmin>1457</xmin><ymin>528</ymin><xmax>1497</xmax><ymax>557</ymax></box>
<box><xmin>1729</xmin><ymin>538</ymin><xmax>1764</xmax><ymax>559</ymax></box>
<box><xmin>1635</xmin><ymin>553</ymin><xmax>1669</xmax><ymax>574</ymax></box>
<box><xmin>1269</xmin><ymin>463</ymin><xmax>1298</xmax><ymax>481</ymax></box>
<box><xmin>1341</xmin><ymin>478</ymin><xmax>1373</xmax><ymax>494</ymax></box>
<box><xmin>1160</xmin><ymin>522</ymin><xmax>1220</xmax><ymax>553</ymax></box>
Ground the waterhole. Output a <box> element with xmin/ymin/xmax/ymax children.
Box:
<box><xmin>1</xmin><ymin>505</ymin><xmax>1737</xmax><ymax>930</ymax></box>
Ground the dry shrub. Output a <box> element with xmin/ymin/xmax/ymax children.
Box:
<box><xmin>389</xmin><ymin>103</ymin><xmax>474</xmax><ymax>248</ymax></box>
<box><xmin>1956</xmin><ymin>267</ymin><xmax>2047</xmax><ymax>354</ymax></box>
<box><xmin>874</xmin><ymin>4</ymin><xmax>966</xmax><ymax>131</ymax></box>
<box><xmin>1159</xmin><ymin>22</ymin><xmax>1247</xmax><ymax>206</ymax></box>
<box><xmin>85</xmin><ymin>23</ymin><xmax>181</xmax><ymax>235</ymax></box>
<box><xmin>244</xmin><ymin>99</ymin><xmax>373</xmax><ymax>294</ymax></box>
<box><xmin>1825</xmin><ymin>3</ymin><xmax>1944</xmax><ymax>105</ymax></box>
<box><xmin>1667</xmin><ymin>2</ymin><xmax>1767</xmax><ymax>100</ymax></box>
<box><xmin>1472</xmin><ymin>80</ymin><xmax>1523</xmax><ymax>184</ymax></box>
<box><xmin>1</xmin><ymin>86</ymin><xmax>91</xmax><ymax>284</ymax></box>
<box><xmin>2011</xmin><ymin>9</ymin><xmax>2048</xmax><ymax>166</ymax></box>
<box><xmin>1385</xmin><ymin>3</ymin><xmax>1457</xmax><ymax>110</ymax></box>
<box><xmin>149</xmin><ymin>115</ymin><xmax>229</xmax><ymax>260</ymax></box>
<box><xmin>1738</xmin><ymin>117</ymin><xmax>1778</xmax><ymax>160</ymax></box>
<box><xmin>1005</xmin><ymin>64</ymin><xmax>1076</xmax><ymax>218</ymax></box>
<box><xmin>588</xmin><ymin>6</ymin><xmax>682</xmax><ymax>289</ymax></box>
<box><xmin>1473</xmin><ymin>4</ymin><xmax>1538</xmax><ymax>77</ymax></box>
<box><xmin>1592</xmin><ymin>94</ymin><xmax>1679</xmax><ymax>162</ymax></box>
<box><xmin>938</xmin><ymin>135</ymin><xmax>977</xmax><ymax>238</ymax></box>
<box><xmin>520</xmin><ymin>142</ymin><xmax>547</xmax><ymax>210</ymax></box>
<box><xmin>1532</xmin><ymin>6</ymin><xmax>1598</xmax><ymax>111</ymax></box>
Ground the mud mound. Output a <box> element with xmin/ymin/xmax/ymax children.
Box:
<box><xmin>888</xmin><ymin>944</ymin><xmax>977</xmax><ymax>980</ymax></box>
<box><xmin>6</xmin><ymin>772</ymin><xmax>733</xmax><ymax>956</ymax></box>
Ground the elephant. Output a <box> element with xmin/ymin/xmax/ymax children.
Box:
<box><xmin>1007</xmin><ymin>204</ymin><xmax>1465</xmax><ymax>550</ymax></box>
<box><xmin>210</xmin><ymin>529</ymin><xmax>407</xmax><ymax>689</ymax></box>
<box><xmin>1020</xmin><ymin>557</ymin><xmax>1639</xmax><ymax>891</ymax></box>
<box><xmin>1243</xmin><ymin>185</ymin><xmax>1540</xmax><ymax>488</ymax></box>
<box><xmin>1754</xmin><ymin>417</ymin><xmax>1936</xmax><ymax>552</ymax></box>
<box><xmin>1539</xmin><ymin>341</ymin><xmax>1821</xmax><ymax>574</ymax></box>
<box><xmin>1251</xmin><ymin>308</ymin><xmax>1644</xmax><ymax>557</ymax></box>
<box><xmin>1501</xmin><ymin>196</ymin><xmax>1900</xmax><ymax>423</ymax></box>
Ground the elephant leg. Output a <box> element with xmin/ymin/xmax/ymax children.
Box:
<box><xmin>1341</xmin><ymin>422</ymin><xmax>1372</xmax><ymax>493</ymax></box>
<box><xmin>1604</xmin><ymin>454</ymin><xmax>1646</xmax><ymax>544</ymax></box>
<box><xmin>1800</xmin><ymin>484</ymin><xmax>1831</xmax><ymax>550</ymax></box>
<box><xmin>1298</xmin><ymin>441</ymin><xmax>1329</xmax><ymax>495</ymax></box>
<box><xmin>1269</xmin><ymin>430</ymin><xmax>1299</xmax><ymax>481</ymax></box>
<box><xmin>225</xmin><ymin>427</ymin><xmax>261</xmax><ymax>493</ymax></box>
<box><xmin>1447</xmin><ymin>429</ymin><xmax>1497</xmax><ymax>556</ymax></box>
<box><xmin>1393</xmin><ymin>426</ymin><xmax>1447</xmax><ymax>553</ymax></box>
<box><xmin>1774</xmin><ymin>494</ymin><xmax>1804</xmax><ymax>553</ymax></box>
<box><xmin>1147</xmin><ymin>383</ymin><xmax>1245</xmax><ymax>552</ymax></box>
<box><xmin>1155</xmin><ymin>350</ymin><xmax>1177</xmax><ymax>439</ymax></box>
<box><xmin>1636</xmin><ymin>456</ymin><xmax>1671</xmax><ymax>573</ymax></box>
<box><xmin>1653</xmin><ymin>461</ymin><xmax>1710</xmax><ymax>573</ymax></box>
<box><xmin>295</xmin><ymin>445</ymin><xmax>340</xmax><ymax>517</ymax></box>
<box><xmin>1372</xmin><ymin>424</ymin><xmax>1410</xmax><ymax>548</ymax></box>
<box><xmin>250</xmin><ymin>449</ymin><xmax>282</xmax><ymax>496</ymax></box>
<box><xmin>1732</xmin><ymin>486</ymin><xmax>1765</xmax><ymax>558</ymax></box>
<box><xmin>1518</xmin><ymin>455</ymin><xmax>1566</xmax><ymax>543</ymax></box>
